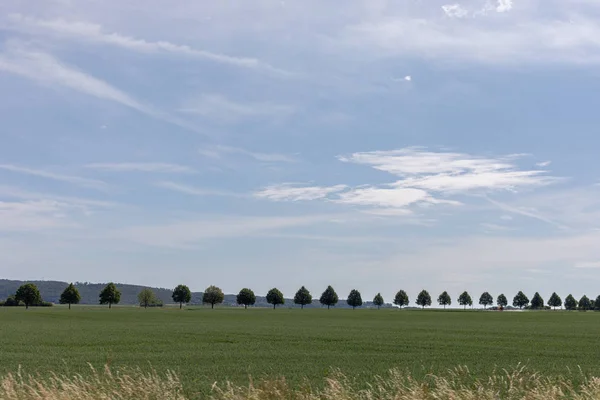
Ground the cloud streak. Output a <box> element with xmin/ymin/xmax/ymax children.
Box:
<box><xmin>7</xmin><ymin>14</ymin><xmax>289</xmax><ymax>75</ymax></box>
<box><xmin>0</xmin><ymin>164</ymin><xmax>107</xmax><ymax>190</ymax></box>
<box><xmin>86</xmin><ymin>163</ymin><xmax>196</xmax><ymax>173</ymax></box>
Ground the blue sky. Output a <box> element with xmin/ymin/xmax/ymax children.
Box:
<box><xmin>1</xmin><ymin>0</ymin><xmax>600</xmax><ymax>305</ymax></box>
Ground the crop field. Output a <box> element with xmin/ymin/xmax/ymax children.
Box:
<box><xmin>1</xmin><ymin>307</ymin><xmax>600</xmax><ymax>397</ymax></box>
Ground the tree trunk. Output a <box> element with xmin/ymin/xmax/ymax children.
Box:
<box><xmin>301</xmin><ymin>304</ymin><xmax>304</xmax><ymax>309</ymax></box>
<box><xmin>69</xmin><ymin>303</ymin><xmax>71</xmax><ymax>310</ymax></box>
<box><xmin>180</xmin><ymin>302</ymin><xmax>182</xmax><ymax>309</ymax></box>
<box><xmin>328</xmin><ymin>305</ymin><xmax>330</xmax><ymax>309</ymax></box>
<box><xmin>212</xmin><ymin>303</ymin><xmax>214</xmax><ymax>309</ymax></box>
<box><xmin>109</xmin><ymin>302</ymin><xmax>112</xmax><ymax>309</ymax></box>
<box><xmin>245</xmin><ymin>304</ymin><xmax>247</xmax><ymax>309</ymax></box>
<box><xmin>25</xmin><ymin>303</ymin><xmax>29</xmax><ymax>310</ymax></box>
<box><xmin>145</xmin><ymin>303</ymin><xmax>147</xmax><ymax>309</ymax></box>
<box><xmin>273</xmin><ymin>304</ymin><xmax>276</xmax><ymax>310</ymax></box>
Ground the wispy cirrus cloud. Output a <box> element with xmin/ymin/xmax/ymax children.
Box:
<box><xmin>255</xmin><ymin>183</ymin><xmax>347</xmax><ymax>201</ymax></box>
<box><xmin>199</xmin><ymin>145</ymin><xmax>297</xmax><ymax>163</ymax></box>
<box><xmin>6</xmin><ymin>14</ymin><xmax>289</xmax><ymax>75</ymax></box>
<box><xmin>0</xmin><ymin>164</ymin><xmax>107</xmax><ymax>190</ymax></box>
<box><xmin>0</xmin><ymin>46</ymin><xmax>205</xmax><ymax>135</ymax></box>
<box><xmin>254</xmin><ymin>148</ymin><xmax>557</xmax><ymax>218</ymax></box>
<box><xmin>0</xmin><ymin>200</ymin><xmax>78</xmax><ymax>232</ymax></box>
<box><xmin>86</xmin><ymin>163</ymin><xmax>196</xmax><ymax>173</ymax></box>
<box><xmin>154</xmin><ymin>181</ymin><xmax>244</xmax><ymax>198</ymax></box>
<box><xmin>180</xmin><ymin>94</ymin><xmax>296</xmax><ymax>122</ymax></box>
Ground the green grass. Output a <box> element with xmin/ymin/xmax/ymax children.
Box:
<box><xmin>1</xmin><ymin>306</ymin><xmax>599</xmax><ymax>396</ymax></box>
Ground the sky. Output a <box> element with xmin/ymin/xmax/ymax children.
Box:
<box><xmin>1</xmin><ymin>0</ymin><xmax>600</xmax><ymax>306</ymax></box>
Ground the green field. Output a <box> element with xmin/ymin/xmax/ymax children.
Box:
<box><xmin>1</xmin><ymin>307</ymin><xmax>600</xmax><ymax>396</ymax></box>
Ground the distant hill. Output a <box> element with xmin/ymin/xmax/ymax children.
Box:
<box><xmin>0</xmin><ymin>279</ymin><xmax>392</xmax><ymax>308</ymax></box>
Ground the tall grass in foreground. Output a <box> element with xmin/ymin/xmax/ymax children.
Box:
<box><xmin>3</xmin><ymin>365</ymin><xmax>600</xmax><ymax>400</ymax></box>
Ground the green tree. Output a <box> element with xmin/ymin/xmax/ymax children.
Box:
<box><xmin>319</xmin><ymin>285</ymin><xmax>339</xmax><ymax>309</ymax></box>
<box><xmin>458</xmin><ymin>291</ymin><xmax>472</xmax><ymax>310</ymax></box>
<box><xmin>437</xmin><ymin>291</ymin><xmax>451</xmax><ymax>309</ymax></box>
<box><xmin>416</xmin><ymin>290</ymin><xmax>432</xmax><ymax>309</ymax></box>
<box><xmin>202</xmin><ymin>285</ymin><xmax>225</xmax><ymax>309</ymax></box>
<box><xmin>99</xmin><ymin>283</ymin><xmax>121</xmax><ymax>309</ymax></box>
<box><xmin>293</xmin><ymin>286</ymin><xmax>312</xmax><ymax>309</ymax></box>
<box><xmin>595</xmin><ymin>295</ymin><xmax>600</xmax><ymax>311</ymax></box>
<box><xmin>59</xmin><ymin>283</ymin><xmax>81</xmax><ymax>309</ymax></box>
<box><xmin>512</xmin><ymin>291</ymin><xmax>529</xmax><ymax>309</ymax></box>
<box><xmin>373</xmin><ymin>293</ymin><xmax>384</xmax><ymax>309</ymax></box>
<box><xmin>346</xmin><ymin>289</ymin><xmax>363</xmax><ymax>309</ymax></box>
<box><xmin>15</xmin><ymin>283</ymin><xmax>42</xmax><ymax>309</ymax></box>
<box><xmin>497</xmin><ymin>294</ymin><xmax>508</xmax><ymax>308</ymax></box>
<box><xmin>564</xmin><ymin>294</ymin><xmax>578</xmax><ymax>310</ymax></box>
<box><xmin>172</xmin><ymin>284</ymin><xmax>192</xmax><ymax>309</ymax></box>
<box><xmin>479</xmin><ymin>292</ymin><xmax>493</xmax><ymax>309</ymax></box>
<box><xmin>137</xmin><ymin>288</ymin><xmax>156</xmax><ymax>309</ymax></box>
<box><xmin>548</xmin><ymin>292</ymin><xmax>562</xmax><ymax>310</ymax></box>
<box><xmin>393</xmin><ymin>290</ymin><xmax>409</xmax><ymax>308</ymax></box>
<box><xmin>579</xmin><ymin>295</ymin><xmax>592</xmax><ymax>311</ymax></box>
<box><xmin>530</xmin><ymin>292</ymin><xmax>544</xmax><ymax>309</ymax></box>
<box><xmin>266</xmin><ymin>288</ymin><xmax>285</xmax><ymax>309</ymax></box>
<box><xmin>236</xmin><ymin>288</ymin><xmax>256</xmax><ymax>309</ymax></box>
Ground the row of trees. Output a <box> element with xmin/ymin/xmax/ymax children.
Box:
<box><xmin>6</xmin><ymin>283</ymin><xmax>600</xmax><ymax>311</ymax></box>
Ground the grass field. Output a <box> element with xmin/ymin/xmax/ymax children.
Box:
<box><xmin>1</xmin><ymin>307</ymin><xmax>600</xmax><ymax>396</ymax></box>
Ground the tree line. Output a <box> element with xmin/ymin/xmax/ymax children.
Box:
<box><xmin>2</xmin><ymin>283</ymin><xmax>600</xmax><ymax>312</ymax></box>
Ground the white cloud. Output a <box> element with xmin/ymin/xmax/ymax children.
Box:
<box><xmin>574</xmin><ymin>261</ymin><xmax>600</xmax><ymax>269</ymax></box>
<box><xmin>343</xmin><ymin>9</ymin><xmax>600</xmax><ymax>65</ymax></box>
<box><xmin>180</xmin><ymin>94</ymin><xmax>295</xmax><ymax>122</ymax></box>
<box><xmin>442</xmin><ymin>4</ymin><xmax>469</xmax><ymax>18</ymax></box>
<box><xmin>255</xmin><ymin>183</ymin><xmax>347</xmax><ymax>201</ymax></box>
<box><xmin>536</xmin><ymin>161</ymin><xmax>552</xmax><ymax>167</ymax></box>
<box><xmin>341</xmin><ymin>148</ymin><xmax>556</xmax><ymax>194</ymax></box>
<box><xmin>199</xmin><ymin>145</ymin><xmax>296</xmax><ymax>163</ymax></box>
<box><xmin>404</xmin><ymin>75</ymin><xmax>412</xmax><ymax>81</ymax></box>
<box><xmin>0</xmin><ymin>164</ymin><xmax>107</xmax><ymax>190</ymax></box>
<box><xmin>7</xmin><ymin>14</ymin><xmax>288</xmax><ymax>75</ymax></box>
<box><xmin>85</xmin><ymin>163</ymin><xmax>196</xmax><ymax>173</ymax></box>
<box><xmin>495</xmin><ymin>0</ymin><xmax>514</xmax><ymax>13</ymax></box>
<box><xmin>154</xmin><ymin>181</ymin><xmax>243</xmax><ymax>197</ymax></box>
<box><xmin>334</xmin><ymin>187</ymin><xmax>431</xmax><ymax>208</ymax></box>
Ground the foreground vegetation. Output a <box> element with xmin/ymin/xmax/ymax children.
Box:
<box><xmin>3</xmin><ymin>365</ymin><xmax>600</xmax><ymax>399</ymax></box>
<box><xmin>2</xmin><ymin>307</ymin><xmax>600</xmax><ymax>396</ymax></box>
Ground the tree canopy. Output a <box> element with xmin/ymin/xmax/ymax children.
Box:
<box><xmin>293</xmin><ymin>286</ymin><xmax>312</xmax><ymax>309</ymax></box>
<box><xmin>548</xmin><ymin>292</ymin><xmax>562</xmax><ymax>310</ymax></box>
<box><xmin>530</xmin><ymin>292</ymin><xmax>544</xmax><ymax>309</ymax></box>
<box><xmin>137</xmin><ymin>288</ymin><xmax>157</xmax><ymax>308</ymax></box>
<box><xmin>320</xmin><ymin>286</ymin><xmax>339</xmax><ymax>309</ymax></box>
<box><xmin>595</xmin><ymin>295</ymin><xmax>600</xmax><ymax>311</ymax></box>
<box><xmin>373</xmin><ymin>293</ymin><xmax>384</xmax><ymax>309</ymax></box>
<box><xmin>416</xmin><ymin>290</ymin><xmax>432</xmax><ymax>309</ymax></box>
<box><xmin>437</xmin><ymin>291</ymin><xmax>451</xmax><ymax>309</ymax></box>
<box><xmin>579</xmin><ymin>295</ymin><xmax>592</xmax><ymax>311</ymax></box>
<box><xmin>346</xmin><ymin>289</ymin><xmax>363</xmax><ymax>309</ymax></box>
<box><xmin>497</xmin><ymin>294</ymin><xmax>508</xmax><ymax>308</ymax></box>
<box><xmin>15</xmin><ymin>283</ymin><xmax>42</xmax><ymax>309</ymax></box>
<box><xmin>393</xmin><ymin>290</ymin><xmax>409</xmax><ymax>308</ymax></box>
<box><xmin>203</xmin><ymin>285</ymin><xmax>225</xmax><ymax>309</ymax></box>
<box><xmin>458</xmin><ymin>291</ymin><xmax>472</xmax><ymax>309</ymax></box>
<box><xmin>479</xmin><ymin>292</ymin><xmax>493</xmax><ymax>309</ymax></box>
<box><xmin>512</xmin><ymin>291</ymin><xmax>529</xmax><ymax>309</ymax></box>
<box><xmin>236</xmin><ymin>288</ymin><xmax>256</xmax><ymax>309</ymax></box>
<box><xmin>266</xmin><ymin>288</ymin><xmax>285</xmax><ymax>309</ymax></box>
<box><xmin>59</xmin><ymin>283</ymin><xmax>81</xmax><ymax>309</ymax></box>
<box><xmin>99</xmin><ymin>283</ymin><xmax>121</xmax><ymax>309</ymax></box>
<box><xmin>172</xmin><ymin>284</ymin><xmax>192</xmax><ymax>309</ymax></box>
<box><xmin>564</xmin><ymin>294</ymin><xmax>578</xmax><ymax>311</ymax></box>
